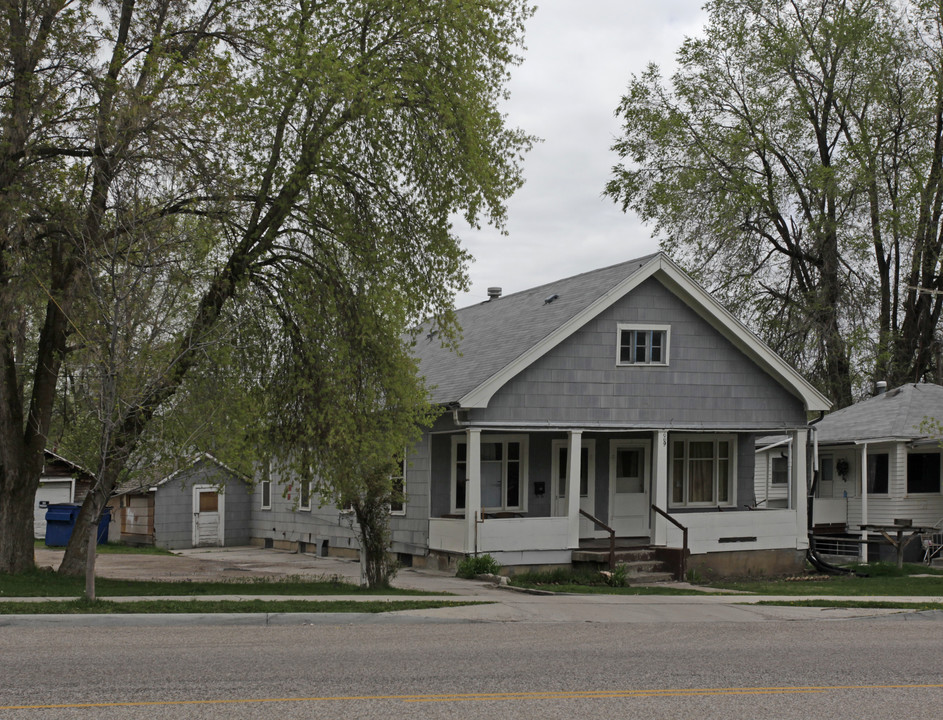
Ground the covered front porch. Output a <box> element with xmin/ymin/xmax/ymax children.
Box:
<box><xmin>426</xmin><ymin>426</ymin><xmax>810</xmax><ymax>572</ymax></box>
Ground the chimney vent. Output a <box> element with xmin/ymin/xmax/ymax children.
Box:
<box><xmin>876</xmin><ymin>380</ymin><xmax>888</xmax><ymax>395</ymax></box>
<box><xmin>487</xmin><ymin>287</ymin><xmax>502</xmax><ymax>301</ymax></box>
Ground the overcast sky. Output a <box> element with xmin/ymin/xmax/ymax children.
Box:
<box><xmin>452</xmin><ymin>1</ymin><xmax>708</xmax><ymax>308</ymax></box>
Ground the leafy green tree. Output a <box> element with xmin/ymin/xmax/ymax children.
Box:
<box><xmin>607</xmin><ymin>0</ymin><xmax>943</xmax><ymax>406</ymax></box>
<box><xmin>0</xmin><ymin>0</ymin><xmax>533</xmax><ymax>576</ymax></box>
<box><xmin>261</xmin><ymin>263</ymin><xmax>437</xmax><ymax>588</ymax></box>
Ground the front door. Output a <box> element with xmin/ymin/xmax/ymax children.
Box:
<box><xmin>609</xmin><ymin>440</ymin><xmax>651</xmax><ymax>537</ymax></box>
<box><xmin>192</xmin><ymin>485</ymin><xmax>224</xmax><ymax>547</ymax></box>
<box><xmin>551</xmin><ymin>440</ymin><xmax>596</xmax><ymax>537</ymax></box>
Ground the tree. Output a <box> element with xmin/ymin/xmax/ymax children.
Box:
<box><xmin>261</xmin><ymin>263</ymin><xmax>436</xmax><ymax>588</ymax></box>
<box><xmin>607</xmin><ymin>0</ymin><xmax>943</xmax><ymax>406</ymax></box>
<box><xmin>0</xmin><ymin>0</ymin><xmax>533</xmax><ymax>575</ymax></box>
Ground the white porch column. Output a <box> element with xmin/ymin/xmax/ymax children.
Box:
<box><xmin>792</xmin><ymin>429</ymin><xmax>809</xmax><ymax>550</ymax></box>
<box><xmin>860</xmin><ymin>443</ymin><xmax>869</xmax><ymax>563</ymax></box>
<box><xmin>566</xmin><ymin>430</ymin><xmax>583</xmax><ymax>549</ymax></box>
<box><xmin>464</xmin><ymin>428</ymin><xmax>482</xmax><ymax>555</ymax></box>
<box><xmin>653</xmin><ymin>430</ymin><xmax>669</xmax><ymax>546</ymax></box>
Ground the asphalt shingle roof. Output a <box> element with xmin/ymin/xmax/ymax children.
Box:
<box><xmin>412</xmin><ymin>254</ymin><xmax>659</xmax><ymax>404</ymax></box>
<box><xmin>814</xmin><ymin>383</ymin><xmax>943</xmax><ymax>444</ymax></box>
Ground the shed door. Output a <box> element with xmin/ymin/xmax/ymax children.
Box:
<box><xmin>34</xmin><ymin>482</ymin><xmax>74</xmax><ymax>539</ymax></box>
<box><xmin>609</xmin><ymin>440</ymin><xmax>651</xmax><ymax>537</ymax></box>
<box><xmin>192</xmin><ymin>486</ymin><xmax>224</xmax><ymax>547</ymax></box>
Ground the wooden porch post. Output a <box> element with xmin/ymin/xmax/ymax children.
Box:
<box><xmin>792</xmin><ymin>429</ymin><xmax>809</xmax><ymax>551</ymax></box>
<box><xmin>465</xmin><ymin>428</ymin><xmax>482</xmax><ymax>555</ymax></box>
<box><xmin>566</xmin><ymin>430</ymin><xmax>582</xmax><ymax>549</ymax></box>
<box><xmin>653</xmin><ymin>431</ymin><xmax>668</xmax><ymax>546</ymax></box>
<box><xmin>859</xmin><ymin>443</ymin><xmax>868</xmax><ymax>563</ymax></box>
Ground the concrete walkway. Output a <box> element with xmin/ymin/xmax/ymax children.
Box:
<box><xmin>7</xmin><ymin>545</ymin><xmax>941</xmax><ymax>627</ymax></box>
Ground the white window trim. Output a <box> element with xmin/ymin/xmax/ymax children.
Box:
<box><xmin>259</xmin><ymin>479</ymin><xmax>272</xmax><ymax>510</ymax></box>
<box><xmin>669</xmin><ymin>433</ymin><xmax>737</xmax><ymax>508</ymax></box>
<box><xmin>390</xmin><ymin>455</ymin><xmax>407</xmax><ymax>516</ymax></box>
<box><xmin>905</xmin><ymin>449</ymin><xmax>942</xmax><ymax>496</ymax></box>
<box><xmin>298</xmin><ymin>479</ymin><xmax>312</xmax><ymax>511</ymax></box>
<box><xmin>616</xmin><ymin>323</ymin><xmax>671</xmax><ymax>366</ymax></box>
<box><xmin>450</xmin><ymin>434</ymin><xmax>528</xmax><ymax>514</ymax></box>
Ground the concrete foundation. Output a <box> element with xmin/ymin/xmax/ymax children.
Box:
<box><xmin>686</xmin><ymin>548</ymin><xmax>806</xmax><ymax>580</ymax></box>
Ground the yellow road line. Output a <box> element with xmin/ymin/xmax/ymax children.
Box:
<box><xmin>3</xmin><ymin>684</ymin><xmax>942</xmax><ymax>710</ymax></box>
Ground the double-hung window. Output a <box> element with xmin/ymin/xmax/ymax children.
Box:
<box><xmin>907</xmin><ymin>452</ymin><xmax>941</xmax><ymax>494</ymax></box>
<box><xmin>670</xmin><ymin>435</ymin><xmax>736</xmax><ymax>507</ymax></box>
<box><xmin>390</xmin><ymin>455</ymin><xmax>406</xmax><ymax>515</ymax></box>
<box><xmin>617</xmin><ymin>324</ymin><xmax>669</xmax><ymax>365</ymax></box>
<box><xmin>299</xmin><ymin>478</ymin><xmax>312</xmax><ymax>511</ymax></box>
<box><xmin>259</xmin><ymin>479</ymin><xmax>272</xmax><ymax>510</ymax></box>
<box><xmin>452</xmin><ymin>435</ymin><xmax>527</xmax><ymax>513</ymax></box>
<box><xmin>867</xmin><ymin>454</ymin><xmax>889</xmax><ymax>494</ymax></box>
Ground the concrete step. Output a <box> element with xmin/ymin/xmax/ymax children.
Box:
<box><xmin>573</xmin><ymin>547</ymin><xmax>677</xmax><ymax>583</ymax></box>
<box><xmin>572</xmin><ymin>548</ymin><xmax>656</xmax><ymax>564</ymax></box>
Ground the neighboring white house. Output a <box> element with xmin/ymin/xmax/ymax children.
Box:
<box><xmin>809</xmin><ymin>383</ymin><xmax>943</xmax><ymax>561</ymax></box>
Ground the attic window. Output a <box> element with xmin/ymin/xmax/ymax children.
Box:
<box><xmin>617</xmin><ymin>324</ymin><xmax>670</xmax><ymax>366</ymax></box>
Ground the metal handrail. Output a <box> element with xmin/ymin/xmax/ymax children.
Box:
<box><xmin>578</xmin><ymin>509</ymin><xmax>616</xmax><ymax>571</ymax></box>
<box><xmin>651</xmin><ymin>504</ymin><xmax>688</xmax><ymax>581</ymax></box>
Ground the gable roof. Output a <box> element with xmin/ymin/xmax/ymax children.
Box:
<box><xmin>414</xmin><ymin>252</ymin><xmax>830</xmax><ymax>412</ymax></box>
<box><xmin>113</xmin><ymin>452</ymin><xmax>249</xmax><ymax>496</ymax></box>
<box><xmin>815</xmin><ymin>383</ymin><xmax>943</xmax><ymax>444</ymax></box>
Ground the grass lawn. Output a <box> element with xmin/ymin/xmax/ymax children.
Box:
<box><xmin>0</xmin><ymin>598</ymin><xmax>482</xmax><ymax>614</ymax></box>
<box><xmin>507</xmin><ymin>563</ymin><xmax>943</xmax><ymax>598</ymax></box>
<box><xmin>710</xmin><ymin>563</ymin><xmax>943</xmax><ymax>596</ymax></box>
<box><xmin>0</xmin><ymin>569</ymin><xmax>438</xmax><ymax>598</ymax></box>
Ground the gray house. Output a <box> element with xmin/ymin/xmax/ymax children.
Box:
<box><xmin>112</xmin><ymin>454</ymin><xmax>252</xmax><ymax>549</ymax></box>
<box><xmin>250</xmin><ymin>253</ymin><xmax>830</xmax><ymax>576</ymax></box>
<box><xmin>807</xmin><ymin>383</ymin><xmax>943</xmax><ymax>560</ymax></box>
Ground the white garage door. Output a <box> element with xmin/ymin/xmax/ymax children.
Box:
<box><xmin>34</xmin><ymin>482</ymin><xmax>74</xmax><ymax>539</ymax></box>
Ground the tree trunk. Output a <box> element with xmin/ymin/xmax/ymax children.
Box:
<box><xmin>0</xmin><ymin>465</ymin><xmax>38</xmax><ymax>573</ymax></box>
<box><xmin>58</xmin><ymin>476</ymin><xmax>114</xmax><ymax>577</ymax></box>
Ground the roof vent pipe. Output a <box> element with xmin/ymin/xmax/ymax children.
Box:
<box><xmin>876</xmin><ymin>380</ymin><xmax>888</xmax><ymax>395</ymax></box>
<box><xmin>487</xmin><ymin>287</ymin><xmax>502</xmax><ymax>301</ymax></box>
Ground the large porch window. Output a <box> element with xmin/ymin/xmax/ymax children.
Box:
<box><xmin>670</xmin><ymin>435</ymin><xmax>736</xmax><ymax>507</ymax></box>
<box><xmin>451</xmin><ymin>434</ymin><xmax>527</xmax><ymax>513</ymax></box>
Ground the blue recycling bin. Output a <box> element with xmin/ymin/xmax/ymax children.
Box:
<box><xmin>44</xmin><ymin>503</ymin><xmax>110</xmax><ymax>546</ymax></box>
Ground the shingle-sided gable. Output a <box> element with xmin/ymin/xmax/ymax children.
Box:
<box><xmin>476</xmin><ymin>277</ymin><xmax>811</xmax><ymax>429</ymax></box>
<box><xmin>414</xmin><ymin>253</ymin><xmax>829</xmax><ymax>413</ymax></box>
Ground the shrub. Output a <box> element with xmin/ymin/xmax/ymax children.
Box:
<box><xmin>456</xmin><ymin>554</ymin><xmax>501</xmax><ymax>579</ymax></box>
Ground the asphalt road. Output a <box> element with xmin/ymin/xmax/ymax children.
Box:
<box><xmin>3</xmin><ymin>614</ymin><xmax>942</xmax><ymax>719</ymax></box>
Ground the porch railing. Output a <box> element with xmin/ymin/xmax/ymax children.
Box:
<box><xmin>578</xmin><ymin>509</ymin><xmax>616</xmax><ymax>571</ymax></box>
<box><xmin>651</xmin><ymin>504</ymin><xmax>688</xmax><ymax>581</ymax></box>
